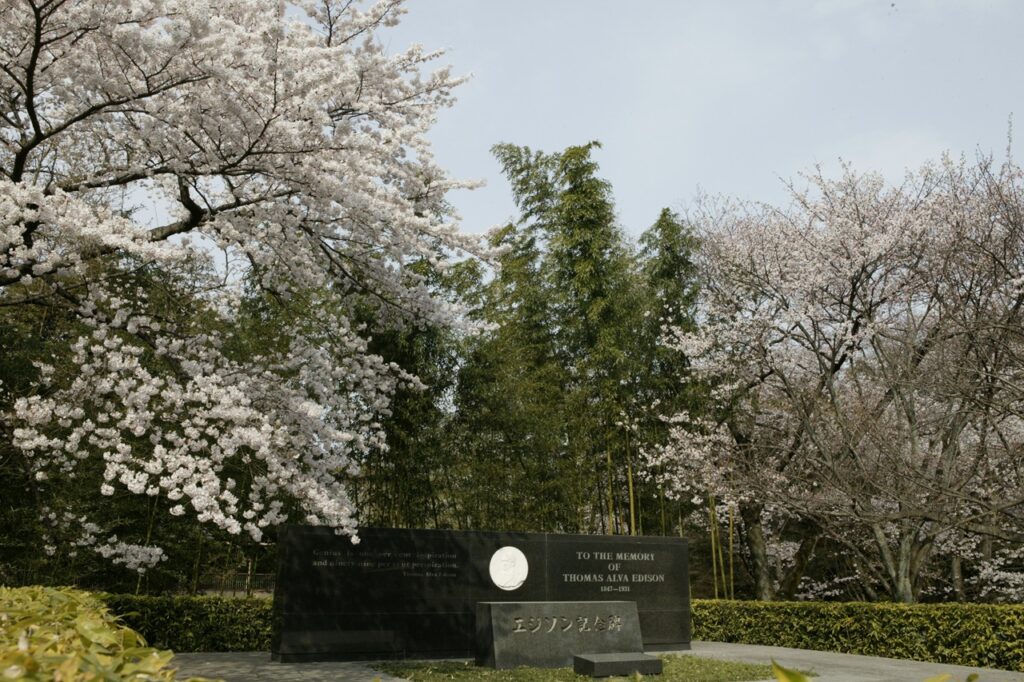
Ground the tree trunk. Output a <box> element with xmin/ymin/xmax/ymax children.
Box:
<box><xmin>875</xmin><ymin>526</ymin><xmax>921</xmax><ymax>604</ymax></box>
<box><xmin>778</xmin><ymin>533</ymin><xmax>819</xmax><ymax>600</ymax></box>
<box><xmin>190</xmin><ymin>529</ymin><xmax>204</xmax><ymax>595</ymax></box>
<box><xmin>894</xmin><ymin>536</ymin><xmax>915</xmax><ymax>603</ymax></box>
<box><xmin>245</xmin><ymin>555</ymin><xmax>254</xmax><ymax>598</ymax></box>
<box><xmin>951</xmin><ymin>555</ymin><xmax>966</xmax><ymax>601</ymax></box>
<box><xmin>739</xmin><ymin>502</ymin><xmax>775</xmax><ymax>600</ymax></box>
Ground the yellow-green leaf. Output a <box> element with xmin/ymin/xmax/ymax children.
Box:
<box><xmin>772</xmin><ymin>659</ymin><xmax>811</xmax><ymax>682</ymax></box>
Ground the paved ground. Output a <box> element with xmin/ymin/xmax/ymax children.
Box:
<box><xmin>685</xmin><ymin>641</ymin><xmax>1024</xmax><ymax>681</ymax></box>
<box><xmin>171</xmin><ymin>652</ymin><xmax>405</xmax><ymax>681</ymax></box>
<box><xmin>171</xmin><ymin>643</ymin><xmax>1024</xmax><ymax>681</ymax></box>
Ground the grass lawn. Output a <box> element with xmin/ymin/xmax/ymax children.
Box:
<box><xmin>377</xmin><ymin>654</ymin><xmax>778</xmax><ymax>681</ymax></box>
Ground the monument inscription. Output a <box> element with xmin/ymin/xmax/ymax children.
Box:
<box><xmin>272</xmin><ymin>526</ymin><xmax>689</xmax><ymax>661</ymax></box>
<box><xmin>475</xmin><ymin>601</ymin><xmax>644</xmax><ymax>669</ymax></box>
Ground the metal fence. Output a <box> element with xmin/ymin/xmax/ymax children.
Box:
<box><xmin>198</xmin><ymin>572</ymin><xmax>276</xmax><ymax>597</ymax></box>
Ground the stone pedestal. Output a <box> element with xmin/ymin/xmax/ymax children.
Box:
<box><xmin>475</xmin><ymin>601</ymin><xmax>643</xmax><ymax>669</ymax></box>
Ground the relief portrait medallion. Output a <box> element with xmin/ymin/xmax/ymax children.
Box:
<box><xmin>488</xmin><ymin>546</ymin><xmax>528</xmax><ymax>591</ymax></box>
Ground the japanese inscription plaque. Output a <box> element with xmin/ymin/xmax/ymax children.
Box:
<box><xmin>476</xmin><ymin>601</ymin><xmax>643</xmax><ymax>669</ymax></box>
<box><xmin>271</xmin><ymin>526</ymin><xmax>689</xmax><ymax>662</ymax></box>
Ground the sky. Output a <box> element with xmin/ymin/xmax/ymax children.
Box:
<box><xmin>384</xmin><ymin>0</ymin><xmax>1024</xmax><ymax>239</ymax></box>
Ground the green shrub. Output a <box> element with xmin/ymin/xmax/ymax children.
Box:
<box><xmin>0</xmin><ymin>585</ymin><xmax>212</xmax><ymax>681</ymax></box>
<box><xmin>95</xmin><ymin>592</ymin><xmax>1024</xmax><ymax>673</ymax></box>
<box><xmin>693</xmin><ymin>599</ymin><xmax>1024</xmax><ymax>672</ymax></box>
<box><xmin>101</xmin><ymin>594</ymin><xmax>272</xmax><ymax>652</ymax></box>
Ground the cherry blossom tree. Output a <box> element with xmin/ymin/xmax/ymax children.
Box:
<box><xmin>650</xmin><ymin>156</ymin><xmax>1024</xmax><ymax>602</ymax></box>
<box><xmin>0</xmin><ymin>0</ymin><xmax>484</xmax><ymax>572</ymax></box>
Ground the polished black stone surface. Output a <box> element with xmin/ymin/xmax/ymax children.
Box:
<box><xmin>573</xmin><ymin>652</ymin><xmax>663</xmax><ymax>677</ymax></box>
<box><xmin>272</xmin><ymin>526</ymin><xmax>689</xmax><ymax>661</ymax></box>
<box><xmin>475</xmin><ymin>601</ymin><xmax>643</xmax><ymax>669</ymax></box>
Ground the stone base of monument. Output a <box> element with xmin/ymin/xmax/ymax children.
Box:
<box><xmin>573</xmin><ymin>652</ymin><xmax>663</xmax><ymax>677</ymax></box>
<box><xmin>476</xmin><ymin>601</ymin><xmax>644</xmax><ymax>669</ymax></box>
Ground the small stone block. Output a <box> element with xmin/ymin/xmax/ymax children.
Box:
<box><xmin>573</xmin><ymin>652</ymin><xmax>663</xmax><ymax>677</ymax></box>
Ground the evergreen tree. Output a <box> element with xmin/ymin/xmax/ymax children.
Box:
<box><xmin>453</xmin><ymin>142</ymin><xmax>645</xmax><ymax>533</ymax></box>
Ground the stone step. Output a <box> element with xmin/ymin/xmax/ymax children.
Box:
<box><xmin>573</xmin><ymin>652</ymin><xmax>663</xmax><ymax>677</ymax></box>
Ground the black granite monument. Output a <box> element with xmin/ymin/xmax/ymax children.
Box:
<box><xmin>271</xmin><ymin>526</ymin><xmax>690</xmax><ymax>662</ymax></box>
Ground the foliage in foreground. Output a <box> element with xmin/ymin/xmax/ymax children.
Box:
<box><xmin>0</xmin><ymin>586</ymin><xmax>213</xmax><ymax>681</ymax></box>
<box><xmin>693</xmin><ymin>600</ymin><xmax>1024</xmax><ymax>672</ymax></box>
<box><xmin>378</xmin><ymin>655</ymin><xmax>775</xmax><ymax>682</ymax></box>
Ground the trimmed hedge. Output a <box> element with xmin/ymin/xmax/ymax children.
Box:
<box><xmin>692</xmin><ymin>599</ymin><xmax>1024</xmax><ymax>672</ymax></box>
<box><xmin>0</xmin><ymin>586</ymin><xmax>211</xmax><ymax>681</ymax></box>
<box><xmin>102</xmin><ymin>594</ymin><xmax>272</xmax><ymax>653</ymax></box>
<box><xmin>97</xmin><ymin>593</ymin><xmax>1024</xmax><ymax>672</ymax></box>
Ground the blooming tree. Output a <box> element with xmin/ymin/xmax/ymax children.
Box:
<box><xmin>1</xmin><ymin>0</ymin><xmax>483</xmax><ymax>571</ymax></box>
<box><xmin>651</xmin><ymin>157</ymin><xmax>1024</xmax><ymax>602</ymax></box>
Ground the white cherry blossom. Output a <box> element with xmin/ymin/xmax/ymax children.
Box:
<box><xmin>2</xmin><ymin>0</ymin><xmax>484</xmax><ymax>570</ymax></box>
